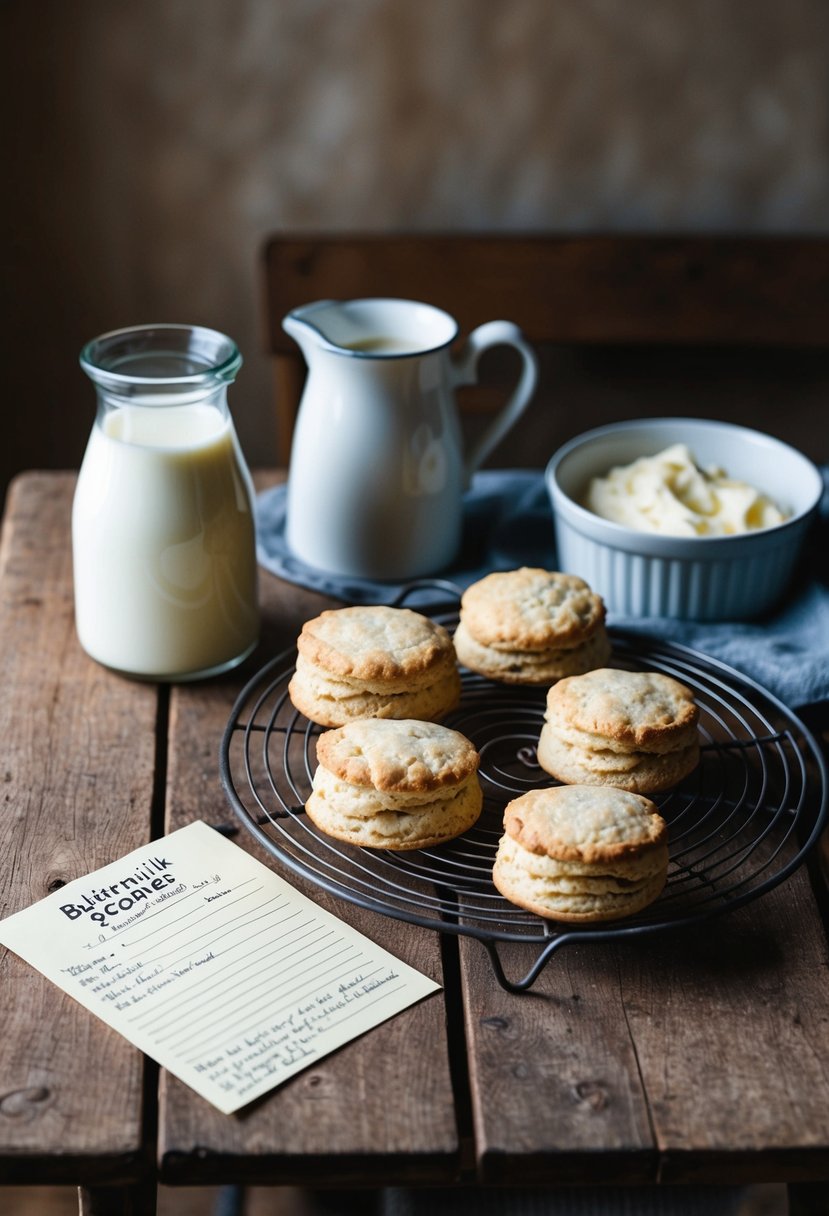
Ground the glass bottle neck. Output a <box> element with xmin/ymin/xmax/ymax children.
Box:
<box><xmin>81</xmin><ymin>325</ymin><xmax>241</xmax><ymax>402</ymax></box>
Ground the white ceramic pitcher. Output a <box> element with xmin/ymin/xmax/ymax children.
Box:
<box><xmin>284</xmin><ymin>297</ymin><xmax>538</xmax><ymax>579</ymax></box>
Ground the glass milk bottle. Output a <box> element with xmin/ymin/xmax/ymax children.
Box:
<box><xmin>72</xmin><ymin>324</ymin><xmax>259</xmax><ymax>681</ymax></box>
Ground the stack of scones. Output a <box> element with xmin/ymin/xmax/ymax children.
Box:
<box><xmin>453</xmin><ymin>567</ymin><xmax>611</xmax><ymax>685</ymax></box>
<box><xmin>292</xmin><ymin>604</ymin><xmax>482</xmax><ymax>852</ymax></box>
<box><xmin>289</xmin><ymin>604</ymin><xmax>461</xmax><ymax>727</ymax></box>
<box><xmin>290</xmin><ymin>568</ymin><xmax>699</xmax><ymax>923</ymax></box>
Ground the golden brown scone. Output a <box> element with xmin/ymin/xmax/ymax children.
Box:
<box><xmin>288</xmin><ymin>605</ymin><xmax>461</xmax><ymax>727</ymax></box>
<box><xmin>460</xmin><ymin>567</ymin><xmax>607</xmax><ymax>650</ymax></box>
<box><xmin>315</xmin><ymin>715</ymin><xmax>479</xmax><ymax>792</ymax></box>
<box><xmin>453</xmin><ymin>619</ymin><xmax>611</xmax><ymax>686</ymax></box>
<box><xmin>537</xmin><ymin>667</ymin><xmax>700</xmax><ymax>793</ymax></box>
<box><xmin>453</xmin><ymin>567</ymin><xmax>610</xmax><ymax>686</ymax></box>
<box><xmin>306</xmin><ymin>718</ymin><xmax>483</xmax><ymax>850</ymax></box>
<box><xmin>492</xmin><ymin>784</ymin><xmax>669</xmax><ymax>922</ymax></box>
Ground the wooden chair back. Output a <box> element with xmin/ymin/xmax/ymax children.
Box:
<box><xmin>261</xmin><ymin>234</ymin><xmax>829</xmax><ymax>462</ymax></box>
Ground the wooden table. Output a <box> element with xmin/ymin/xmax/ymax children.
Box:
<box><xmin>3</xmin><ymin>470</ymin><xmax>829</xmax><ymax>1215</ymax></box>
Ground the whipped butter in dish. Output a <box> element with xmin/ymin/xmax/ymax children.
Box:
<box><xmin>584</xmin><ymin>443</ymin><xmax>788</xmax><ymax>537</ymax></box>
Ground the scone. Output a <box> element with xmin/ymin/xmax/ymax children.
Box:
<box><xmin>288</xmin><ymin>605</ymin><xmax>461</xmax><ymax>727</ymax></box>
<box><xmin>492</xmin><ymin>784</ymin><xmax>669</xmax><ymax>922</ymax></box>
<box><xmin>537</xmin><ymin>667</ymin><xmax>700</xmax><ymax>794</ymax></box>
<box><xmin>305</xmin><ymin>718</ymin><xmax>483</xmax><ymax>850</ymax></box>
<box><xmin>453</xmin><ymin>567</ymin><xmax>611</xmax><ymax>685</ymax></box>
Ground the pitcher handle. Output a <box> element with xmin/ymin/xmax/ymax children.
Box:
<box><xmin>450</xmin><ymin>320</ymin><xmax>539</xmax><ymax>484</ymax></box>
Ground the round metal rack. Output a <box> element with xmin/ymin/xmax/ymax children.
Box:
<box><xmin>219</xmin><ymin>617</ymin><xmax>828</xmax><ymax>992</ymax></box>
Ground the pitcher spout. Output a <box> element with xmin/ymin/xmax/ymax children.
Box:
<box><xmin>282</xmin><ymin>300</ymin><xmax>339</xmax><ymax>359</ymax></box>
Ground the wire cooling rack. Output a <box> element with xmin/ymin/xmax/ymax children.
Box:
<box><xmin>219</xmin><ymin>618</ymin><xmax>828</xmax><ymax>992</ymax></box>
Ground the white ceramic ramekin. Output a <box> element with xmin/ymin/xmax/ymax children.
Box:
<box><xmin>546</xmin><ymin>417</ymin><xmax>823</xmax><ymax>621</ymax></box>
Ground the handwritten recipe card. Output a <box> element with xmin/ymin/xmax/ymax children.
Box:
<box><xmin>0</xmin><ymin>820</ymin><xmax>439</xmax><ymax>1113</ymax></box>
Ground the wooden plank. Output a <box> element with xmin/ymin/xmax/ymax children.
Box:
<box><xmin>459</xmin><ymin>933</ymin><xmax>657</xmax><ymax>1185</ymax></box>
<box><xmin>461</xmin><ymin>862</ymin><xmax>829</xmax><ymax>1185</ymax></box>
<box><xmin>627</xmin><ymin>867</ymin><xmax>829</xmax><ymax>1185</ymax></box>
<box><xmin>0</xmin><ymin>473</ymin><xmax>157</xmax><ymax>1186</ymax></box>
<box><xmin>157</xmin><ymin>556</ymin><xmax>460</xmax><ymax>1186</ymax></box>
<box><xmin>262</xmin><ymin>235</ymin><xmax>829</xmax><ymax>353</ymax></box>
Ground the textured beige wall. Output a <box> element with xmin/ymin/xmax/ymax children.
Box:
<box><xmin>2</xmin><ymin>0</ymin><xmax>828</xmax><ymax>493</ymax></box>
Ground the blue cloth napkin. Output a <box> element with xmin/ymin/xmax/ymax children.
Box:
<box><xmin>255</xmin><ymin>468</ymin><xmax>829</xmax><ymax>711</ymax></box>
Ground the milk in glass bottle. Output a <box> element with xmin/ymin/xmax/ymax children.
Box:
<box><xmin>72</xmin><ymin>324</ymin><xmax>259</xmax><ymax>680</ymax></box>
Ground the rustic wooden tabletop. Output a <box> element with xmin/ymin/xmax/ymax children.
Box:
<box><xmin>2</xmin><ymin>471</ymin><xmax>829</xmax><ymax>1216</ymax></box>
